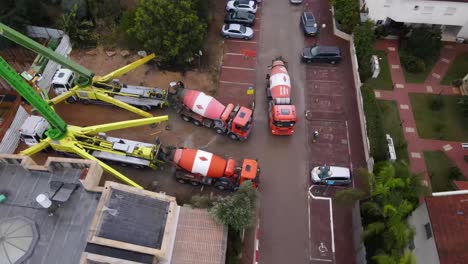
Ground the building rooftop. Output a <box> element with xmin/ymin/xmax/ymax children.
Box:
<box><xmin>171</xmin><ymin>207</ymin><xmax>227</xmax><ymax>264</ymax></box>
<box><xmin>0</xmin><ymin>158</ymin><xmax>100</xmax><ymax>264</ymax></box>
<box><xmin>425</xmin><ymin>193</ymin><xmax>468</xmax><ymax>264</ymax></box>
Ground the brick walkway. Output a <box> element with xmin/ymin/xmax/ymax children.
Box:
<box><xmin>373</xmin><ymin>40</ymin><xmax>468</xmax><ymax>187</ymax></box>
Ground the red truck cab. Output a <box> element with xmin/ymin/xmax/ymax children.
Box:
<box><xmin>222</xmin><ymin>105</ymin><xmax>253</xmax><ymax>141</ymax></box>
<box><xmin>269</xmin><ymin>104</ymin><xmax>297</xmax><ymax>135</ymax></box>
<box><xmin>239</xmin><ymin>159</ymin><xmax>260</xmax><ymax>188</ymax></box>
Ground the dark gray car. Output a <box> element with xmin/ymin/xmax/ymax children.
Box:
<box><xmin>224</xmin><ymin>11</ymin><xmax>255</xmax><ymax>27</ymax></box>
<box><xmin>301</xmin><ymin>11</ymin><xmax>317</xmax><ymax>36</ymax></box>
<box><xmin>301</xmin><ymin>45</ymin><xmax>342</xmax><ymax>64</ymax></box>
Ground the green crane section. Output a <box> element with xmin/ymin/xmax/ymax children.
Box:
<box><xmin>0</xmin><ymin>23</ymin><xmax>94</xmax><ymax>86</ymax></box>
<box><xmin>0</xmin><ymin>56</ymin><xmax>170</xmax><ymax>189</ymax></box>
<box><xmin>0</xmin><ymin>57</ymin><xmax>67</xmax><ymax>140</ymax></box>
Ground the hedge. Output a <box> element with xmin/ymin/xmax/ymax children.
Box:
<box><xmin>361</xmin><ymin>84</ymin><xmax>388</xmax><ymax>161</ymax></box>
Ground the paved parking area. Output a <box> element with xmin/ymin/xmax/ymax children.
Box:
<box><xmin>217</xmin><ymin>11</ymin><xmax>262</xmax><ymax>107</ymax></box>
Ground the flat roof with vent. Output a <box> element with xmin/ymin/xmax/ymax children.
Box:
<box><xmin>84</xmin><ymin>182</ymin><xmax>179</xmax><ymax>263</ymax></box>
<box><xmin>0</xmin><ymin>162</ymin><xmax>100</xmax><ymax>264</ymax></box>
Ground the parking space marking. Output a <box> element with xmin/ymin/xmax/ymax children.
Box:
<box><xmin>227</xmin><ymin>40</ymin><xmax>257</xmax><ymax>44</ymax></box>
<box><xmin>220</xmin><ymin>80</ymin><xmax>254</xmax><ymax>86</ymax></box>
<box><xmin>222</xmin><ymin>66</ymin><xmax>255</xmax><ymax>71</ymax></box>
<box><xmin>308</xmin><ymin>186</ymin><xmax>335</xmax><ymax>259</ymax></box>
<box><xmin>225</xmin><ymin>52</ymin><xmax>244</xmax><ymax>56</ymax></box>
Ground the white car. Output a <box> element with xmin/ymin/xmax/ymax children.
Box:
<box><xmin>310</xmin><ymin>165</ymin><xmax>352</xmax><ymax>186</ymax></box>
<box><xmin>221</xmin><ymin>24</ymin><xmax>254</xmax><ymax>40</ymax></box>
<box><xmin>226</xmin><ymin>0</ymin><xmax>258</xmax><ymax>14</ymax></box>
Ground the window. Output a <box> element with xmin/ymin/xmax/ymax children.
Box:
<box><xmin>444</xmin><ymin>7</ymin><xmax>457</xmax><ymax>16</ymax></box>
<box><xmin>409</xmin><ymin>240</ymin><xmax>415</xmax><ymax>250</ymax></box>
<box><xmin>424</xmin><ymin>222</ymin><xmax>433</xmax><ymax>239</ymax></box>
<box><xmin>414</xmin><ymin>5</ymin><xmax>419</xmax><ymax>10</ymax></box>
<box><xmin>376</xmin><ymin>20</ymin><xmax>383</xmax><ymax>26</ymax></box>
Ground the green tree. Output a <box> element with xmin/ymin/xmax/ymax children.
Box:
<box><xmin>402</xmin><ymin>26</ymin><xmax>442</xmax><ymax>64</ymax></box>
<box><xmin>56</xmin><ymin>4</ymin><xmax>94</xmax><ymax>46</ymax></box>
<box><xmin>353</xmin><ymin>20</ymin><xmax>376</xmax><ymax>80</ymax></box>
<box><xmin>330</xmin><ymin>0</ymin><xmax>360</xmax><ymax>33</ymax></box>
<box><xmin>189</xmin><ymin>195</ymin><xmax>214</xmax><ymax>209</ymax></box>
<box><xmin>209</xmin><ymin>182</ymin><xmax>257</xmax><ymax>231</ymax></box>
<box><xmin>360</xmin><ymin>162</ymin><xmax>424</xmax><ymax>263</ymax></box>
<box><xmin>129</xmin><ymin>0</ymin><xmax>208</xmax><ymax>67</ymax></box>
<box><xmin>0</xmin><ymin>0</ymin><xmax>49</xmax><ymax>48</ymax></box>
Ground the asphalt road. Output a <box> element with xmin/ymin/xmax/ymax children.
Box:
<box><xmin>248</xmin><ymin>1</ymin><xmax>311</xmax><ymax>263</ymax></box>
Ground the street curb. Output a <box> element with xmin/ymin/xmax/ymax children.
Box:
<box><xmin>253</xmin><ymin>222</ymin><xmax>260</xmax><ymax>264</ymax></box>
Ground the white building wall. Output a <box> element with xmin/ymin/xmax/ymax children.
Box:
<box><xmin>407</xmin><ymin>203</ymin><xmax>440</xmax><ymax>264</ymax></box>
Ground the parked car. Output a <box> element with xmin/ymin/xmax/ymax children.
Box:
<box><xmin>224</xmin><ymin>10</ymin><xmax>256</xmax><ymax>27</ymax></box>
<box><xmin>290</xmin><ymin>0</ymin><xmax>303</xmax><ymax>3</ymax></box>
<box><xmin>301</xmin><ymin>11</ymin><xmax>318</xmax><ymax>36</ymax></box>
<box><xmin>310</xmin><ymin>165</ymin><xmax>351</xmax><ymax>186</ymax></box>
<box><xmin>301</xmin><ymin>45</ymin><xmax>342</xmax><ymax>64</ymax></box>
<box><xmin>226</xmin><ymin>0</ymin><xmax>258</xmax><ymax>14</ymax></box>
<box><xmin>221</xmin><ymin>24</ymin><xmax>254</xmax><ymax>40</ymax></box>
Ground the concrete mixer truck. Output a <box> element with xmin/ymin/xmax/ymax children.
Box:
<box><xmin>169</xmin><ymin>81</ymin><xmax>253</xmax><ymax>141</ymax></box>
<box><xmin>163</xmin><ymin>147</ymin><xmax>260</xmax><ymax>191</ymax></box>
<box><xmin>266</xmin><ymin>57</ymin><xmax>297</xmax><ymax>135</ymax></box>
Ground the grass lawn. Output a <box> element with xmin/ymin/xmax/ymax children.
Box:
<box><xmin>424</xmin><ymin>151</ymin><xmax>457</xmax><ymax>192</ymax></box>
<box><xmin>409</xmin><ymin>93</ymin><xmax>468</xmax><ymax>141</ymax></box>
<box><xmin>399</xmin><ymin>51</ymin><xmax>435</xmax><ymax>83</ymax></box>
<box><xmin>377</xmin><ymin>100</ymin><xmax>409</xmax><ymax>163</ymax></box>
<box><xmin>365</xmin><ymin>50</ymin><xmax>393</xmax><ymax>90</ymax></box>
<box><xmin>441</xmin><ymin>52</ymin><xmax>468</xmax><ymax>85</ymax></box>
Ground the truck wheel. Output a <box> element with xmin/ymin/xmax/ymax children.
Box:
<box><xmin>215</xmin><ymin>179</ymin><xmax>232</xmax><ymax>190</ymax></box>
<box><xmin>140</xmin><ymin>105</ymin><xmax>151</xmax><ymax>111</ymax></box>
<box><xmin>215</xmin><ymin>128</ymin><xmax>224</xmax><ymax>134</ymax></box>
<box><xmin>181</xmin><ymin>115</ymin><xmax>191</xmax><ymax>122</ymax></box>
<box><xmin>190</xmin><ymin>181</ymin><xmax>201</xmax><ymax>186</ymax></box>
<box><xmin>228</xmin><ymin>133</ymin><xmax>239</xmax><ymax>140</ymax></box>
<box><xmin>66</xmin><ymin>97</ymin><xmax>77</xmax><ymax>104</ymax></box>
<box><xmin>176</xmin><ymin>178</ymin><xmax>187</xmax><ymax>184</ymax></box>
<box><xmin>192</xmin><ymin>120</ymin><xmax>202</xmax><ymax>126</ymax></box>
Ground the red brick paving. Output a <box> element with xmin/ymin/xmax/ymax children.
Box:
<box><xmin>374</xmin><ymin>40</ymin><xmax>468</xmax><ymax>184</ymax></box>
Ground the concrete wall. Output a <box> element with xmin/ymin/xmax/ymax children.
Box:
<box><xmin>407</xmin><ymin>203</ymin><xmax>440</xmax><ymax>264</ymax></box>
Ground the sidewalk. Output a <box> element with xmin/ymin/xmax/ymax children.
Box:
<box><xmin>373</xmin><ymin>40</ymin><xmax>468</xmax><ymax>187</ymax></box>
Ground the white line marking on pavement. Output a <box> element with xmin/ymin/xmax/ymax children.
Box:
<box><xmin>225</xmin><ymin>52</ymin><xmax>244</xmax><ymax>56</ymax></box>
<box><xmin>310</xmin><ymin>257</ymin><xmax>333</xmax><ymax>262</ymax></box>
<box><xmin>222</xmin><ymin>66</ymin><xmax>255</xmax><ymax>71</ymax></box>
<box><xmin>345</xmin><ymin>121</ymin><xmax>354</xmax><ymax>188</ymax></box>
<box><xmin>220</xmin><ymin>80</ymin><xmax>255</xmax><ymax>86</ymax></box>
<box><xmin>308</xmin><ymin>185</ymin><xmax>335</xmax><ymax>254</ymax></box>
<box><xmin>227</xmin><ymin>40</ymin><xmax>257</xmax><ymax>44</ymax></box>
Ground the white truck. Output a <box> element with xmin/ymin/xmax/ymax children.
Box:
<box><xmin>19</xmin><ymin>115</ymin><xmax>164</xmax><ymax>169</ymax></box>
<box><xmin>51</xmin><ymin>68</ymin><xmax>168</xmax><ymax>111</ymax></box>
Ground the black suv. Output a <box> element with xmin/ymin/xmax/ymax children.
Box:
<box><xmin>301</xmin><ymin>45</ymin><xmax>342</xmax><ymax>64</ymax></box>
<box><xmin>224</xmin><ymin>10</ymin><xmax>256</xmax><ymax>27</ymax></box>
<box><xmin>300</xmin><ymin>11</ymin><xmax>317</xmax><ymax>36</ymax></box>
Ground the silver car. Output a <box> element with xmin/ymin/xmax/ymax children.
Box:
<box><xmin>221</xmin><ymin>24</ymin><xmax>254</xmax><ymax>40</ymax></box>
<box><xmin>310</xmin><ymin>165</ymin><xmax>352</xmax><ymax>186</ymax></box>
<box><xmin>290</xmin><ymin>0</ymin><xmax>303</xmax><ymax>3</ymax></box>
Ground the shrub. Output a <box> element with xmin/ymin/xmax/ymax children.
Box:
<box><xmin>354</xmin><ymin>21</ymin><xmax>376</xmax><ymax>80</ymax></box>
<box><xmin>449</xmin><ymin>166</ymin><xmax>463</xmax><ymax>180</ymax></box>
<box><xmin>361</xmin><ymin>84</ymin><xmax>388</xmax><ymax>161</ymax></box>
<box><xmin>400</xmin><ymin>54</ymin><xmax>426</xmax><ymax>73</ymax></box>
<box><xmin>374</xmin><ymin>26</ymin><xmax>388</xmax><ymax>39</ymax></box>
<box><xmin>452</xmin><ymin>79</ymin><xmax>463</xmax><ymax>87</ymax></box>
<box><xmin>330</xmin><ymin>0</ymin><xmax>360</xmax><ymax>33</ymax></box>
<box><xmin>429</xmin><ymin>96</ymin><xmax>444</xmax><ymax>111</ymax></box>
<box><xmin>401</xmin><ymin>26</ymin><xmax>442</xmax><ymax>64</ymax></box>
